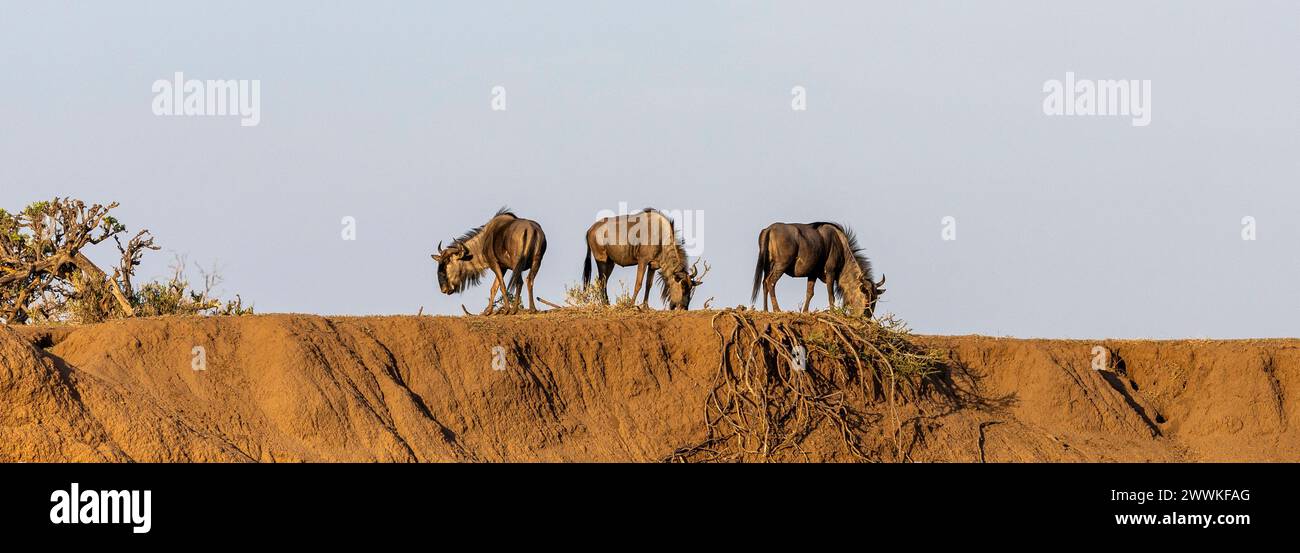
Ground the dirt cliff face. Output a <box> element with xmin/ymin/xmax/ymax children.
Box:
<box><xmin>927</xmin><ymin>336</ymin><xmax>1300</xmax><ymax>462</ymax></box>
<box><xmin>1</xmin><ymin>313</ymin><xmax>1295</xmax><ymax>462</ymax></box>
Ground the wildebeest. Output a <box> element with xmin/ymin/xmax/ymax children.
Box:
<box><xmin>751</xmin><ymin>222</ymin><xmax>886</xmax><ymax>316</ymax></box>
<box><xmin>432</xmin><ymin>207</ymin><xmax>547</xmax><ymax>314</ymax></box>
<box><xmin>582</xmin><ymin>208</ymin><xmax>707</xmax><ymax>309</ymax></box>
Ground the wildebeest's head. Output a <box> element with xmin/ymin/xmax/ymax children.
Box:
<box><xmin>431</xmin><ymin>240</ymin><xmax>475</xmax><ymax>295</ymax></box>
<box><xmin>844</xmin><ymin>274</ymin><xmax>886</xmax><ymax>318</ymax></box>
<box><xmin>662</xmin><ymin>259</ymin><xmax>709</xmax><ymax>310</ymax></box>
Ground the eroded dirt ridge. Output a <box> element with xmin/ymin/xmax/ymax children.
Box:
<box><xmin>1</xmin><ymin>313</ymin><xmax>1296</xmax><ymax>462</ymax></box>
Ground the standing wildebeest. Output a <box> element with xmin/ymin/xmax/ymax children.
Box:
<box><xmin>582</xmin><ymin>208</ymin><xmax>706</xmax><ymax>310</ymax></box>
<box><xmin>751</xmin><ymin>222</ymin><xmax>886</xmax><ymax>316</ymax></box>
<box><xmin>432</xmin><ymin>208</ymin><xmax>547</xmax><ymax>314</ymax></box>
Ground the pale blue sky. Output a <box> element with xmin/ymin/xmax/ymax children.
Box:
<box><xmin>2</xmin><ymin>1</ymin><xmax>1297</xmax><ymax>337</ymax></box>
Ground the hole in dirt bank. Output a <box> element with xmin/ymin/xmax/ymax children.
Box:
<box><xmin>24</xmin><ymin>328</ymin><xmax>75</xmax><ymax>350</ymax></box>
<box><xmin>1155</xmin><ymin>414</ymin><xmax>1166</xmax><ymax>424</ymax></box>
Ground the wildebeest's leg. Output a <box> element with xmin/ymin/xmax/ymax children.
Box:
<box><xmin>764</xmin><ymin>258</ymin><xmax>788</xmax><ymax>312</ymax></box>
<box><xmin>482</xmin><ymin>278</ymin><xmax>500</xmax><ymax>315</ymax></box>
<box><xmin>525</xmin><ymin>275</ymin><xmax>537</xmax><ymax>311</ymax></box>
<box><xmin>764</xmin><ymin>271</ymin><xmax>783</xmax><ymax>312</ymax></box>
<box><xmin>525</xmin><ymin>268</ymin><xmax>539</xmax><ymax>312</ymax></box>
<box><xmin>526</xmin><ymin>241</ymin><xmax>545</xmax><ymax>312</ymax></box>
<box><xmin>642</xmin><ymin>267</ymin><xmax>655</xmax><ymax>307</ymax></box>
<box><xmin>802</xmin><ymin>278</ymin><xmax>816</xmax><ymax>312</ymax></box>
<box><xmin>597</xmin><ymin>261</ymin><xmax>614</xmax><ymax>304</ymax></box>
<box><xmin>484</xmin><ymin>267</ymin><xmax>508</xmax><ymax>314</ymax></box>
<box><xmin>826</xmin><ymin>279</ymin><xmax>836</xmax><ymax>311</ymax></box>
<box><xmin>631</xmin><ymin>263</ymin><xmax>647</xmax><ymax>308</ymax></box>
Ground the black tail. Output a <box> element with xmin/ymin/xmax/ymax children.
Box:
<box><xmin>582</xmin><ymin>241</ymin><xmax>594</xmax><ymax>286</ymax></box>
<box><xmin>507</xmin><ymin>230</ymin><xmax>533</xmax><ymax>300</ymax></box>
<box><xmin>507</xmin><ymin>256</ymin><xmax>528</xmax><ymax>300</ymax></box>
<box><xmin>751</xmin><ymin>227</ymin><xmax>770</xmax><ymax>303</ymax></box>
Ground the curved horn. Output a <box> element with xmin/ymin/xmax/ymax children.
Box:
<box><xmin>688</xmin><ymin>259</ymin><xmax>711</xmax><ymax>280</ymax></box>
<box><xmin>437</xmin><ymin>240</ymin><xmax>444</xmax><ymax>252</ymax></box>
<box><xmin>874</xmin><ymin>274</ymin><xmax>886</xmax><ymax>288</ymax></box>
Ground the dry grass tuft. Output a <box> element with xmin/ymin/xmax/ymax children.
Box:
<box><xmin>543</xmin><ymin>281</ymin><xmax>640</xmax><ymax>312</ymax></box>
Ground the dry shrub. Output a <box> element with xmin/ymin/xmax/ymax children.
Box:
<box><xmin>562</xmin><ymin>281</ymin><xmax>605</xmax><ymax>308</ymax></box>
<box><xmin>556</xmin><ymin>281</ymin><xmax>638</xmax><ymax>311</ymax></box>
<box><xmin>132</xmin><ymin>257</ymin><xmax>253</xmax><ymax>317</ymax></box>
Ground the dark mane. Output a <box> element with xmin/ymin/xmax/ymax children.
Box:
<box><xmin>441</xmin><ymin>267</ymin><xmax>484</xmax><ymax>294</ymax></box>
<box><xmin>811</xmin><ymin>221</ymin><xmax>874</xmax><ymax>300</ymax></box>
<box><xmin>654</xmin><ymin>244</ymin><xmax>691</xmax><ymax>304</ymax></box>
<box><xmin>452</xmin><ymin>206</ymin><xmax>516</xmax><ymax>244</ymax></box>
<box><xmin>656</xmin><ymin>270</ymin><xmax>677</xmax><ymax>304</ymax></box>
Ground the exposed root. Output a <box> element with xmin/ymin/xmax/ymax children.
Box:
<box><xmin>666</xmin><ymin>309</ymin><xmax>949</xmax><ymax>463</ymax></box>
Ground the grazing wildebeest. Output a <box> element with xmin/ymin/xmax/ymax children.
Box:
<box><xmin>751</xmin><ymin>222</ymin><xmax>886</xmax><ymax>316</ymax></box>
<box><xmin>432</xmin><ymin>208</ymin><xmax>547</xmax><ymax>314</ymax></box>
<box><xmin>582</xmin><ymin>208</ymin><xmax>706</xmax><ymax>310</ymax></box>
